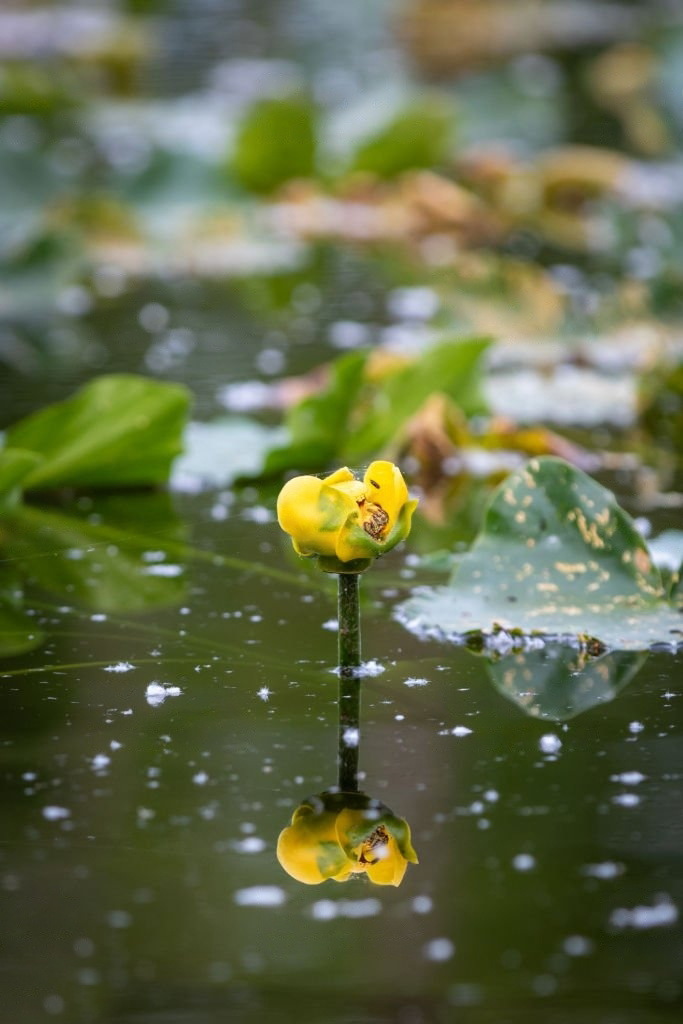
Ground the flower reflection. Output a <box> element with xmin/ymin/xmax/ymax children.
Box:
<box><xmin>277</xmin><ymin>790</ymin><xmax>418</xmax><ymax>887</ymax></box>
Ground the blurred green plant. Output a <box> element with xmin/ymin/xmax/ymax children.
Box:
<box><xmin>231</xmin><ymin>96</ymin><xmax>317</xmax><ymax>194</ymax></box>
<box><xmin>350</xmin><ymin>99</ymin><xmax>453</xmax><ymax>179</ymax></box>
<box><xmin>258</xmin><ymin>336</ymin><xmax>489</xmax><ymax>477</ymax></box>
<box><xmin>1</xmin><ymin>374</ymin><xmax>190</xmax><ymax>502</ymax></box>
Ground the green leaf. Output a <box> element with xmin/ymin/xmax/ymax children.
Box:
<box><xmin>262</xmin><ymin>350</ymin><xmax>369</xmax><ymax>475</ymax></box>
<box><xmin>343</xmin><ymin>337</ymin><xmax>489</xmax><ymax>459</ymax></box>
<box><xmin>484</xmin><ymin>645</ymin><xmax>647</xmax><ymax>721</ymax></box>
<box><xmin>6</xmin><ymin>375</ymin><xmax>191</xmax><ymax>492</ymax></box>
<box><xmin>351</xmin><ymin>100</ymin><xmax>453</xmax><ymax>179</ymax></box>
<box><xmin>232</xmin><ymin>97</ymin><xmax>317</xmax><ymax>194</ymax></box>
<box><xmin>0</xmin><ymin>449</ymin><xmax>44</xmax><ymax>507</ymax></box>
<box><xmin>397</xmin><ymin>456</ymin><xmax>683</xmax><ymax>651</ymax></box>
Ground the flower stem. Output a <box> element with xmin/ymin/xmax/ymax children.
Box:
<box><xmin>338</xmin><ymin>572</ymin><xmax>361</xmax><ymax>792</ymax></box>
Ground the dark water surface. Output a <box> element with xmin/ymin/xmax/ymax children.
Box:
<box><xmin>1</xmin><ymin>483</ymin><xmax>682</xmax><ymax>1023</ymax></box>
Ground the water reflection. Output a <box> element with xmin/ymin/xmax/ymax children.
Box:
<box><xmin>481</xmin><ymin>642</ymin><xmax>648</xmax><ymax>720</ymax></box>
<box><xmin>278</xmin><ymin>669</ymin><xmax>418</xmax><ymax>887</ymax></box>
<box><xmin>0</xmin><ymin>493</ymin><xmax>186</xmax><ymax>658</ymax></box>
<box><xmin>277</xmin><ymin>789</ymin><xmax>418</xmax><ymax>887</ymax></box>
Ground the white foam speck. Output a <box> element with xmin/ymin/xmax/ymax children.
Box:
<box><xmin>104</xmin><ymin>662</ymin><xmax>135</xmax><ymax>673</ymax></box>
<box><xmin>322</xmin><ymin>619</ymin><xmax>338</xmax><ymax>631</ymax></box>
<box><xmin>192</xmin><ymin>771</ymin><xmax>209</xmax><ymax>786</ymax></box>
<box><xmin>142</xmin><ymin>564</ymin><xmax>184</xmax><ymax>577</ymax></box>
<box><xmin>582</xmin><ymin>861</ymin><xmax>625</xmax><ymax>880</ymax></box>
<box><xmin>609</xmin><ymin>898</ymin><xmax>678</xmax><ymax>930</ymax></box>
<box><xmin>91</xmin><ymin>754</ymin><xmax>110</xmax><ymax>772</ymax></box>
<box><xmin>611</xmin><ymin>771</ymin><xmax>646</xmax><ymax>785</ymax></box>
<box><xmin>612</xmin><ymin>793</ymin><xmax>640</xmax><ymax>807</ymax></box>
<box><xmin>145</xmin><ymin>682</ymin><xmax>182</xmax><ymax>707</ymax></box>
<box><xmin>629</xmin><ymin>721</ymin><xmax>645</xmax><ymax>734</ymax></box>
<box><xmin>310</xmin><ymin>899</ymin><xmax>337</xmax><ymax>921</ymax></box>
<box><xmin>540</xmin><ymin>734</ymin><xmax>562</xmax><ymax>754</ymax></box>
<box><xmin>404</xmin><ymin>677</ymin><xmax>429</xmax><ymax>688</ymax></box>
<box><xmin>233</xmin><ymin>886</ymin><xmax>287</xmax><ymax>907</ymax></box>
<box><xmin>338</xmin><ymin>898</ymin><xmax>382</xmax><ymax>919</ymax></box>
<box><xmin>342</xmin><ymin>727</ymin><xmax>359</xmax><ymax>748</ymax></box>
<box><xmin>512</xmin><ymin>853</ymin><xmax>536</xmax><ymax>872</ymax></box>
<box><xmin>232</xmin><ymin>837</ymin><xmax>266</xmax><ymax>854</ymax></box>
<box><xmin>563</xmin><ymin>935</ymin><xmax>594</xmax><ymax>956</ymax></box>
<box><xmin>257</xmin><ymin>687</ymin><xmax>271</xmax><ymax>702</ymax></box>
<box><xmin>423</xmin><ymin>937</ymin><xmax>455</xmax><ymax>962</ymax></box>
<box><xmin>107</xmin><ymin>910</ymin><xmax>132</xmax><ymax>929</ymax></box>
<box><xmin>451</xmin><ymin>726</ymin><xmax>473</xmax><ymax>737</ymax></box>
<box><xmin>309</xmin><ymin>898</ymin><xmax>381</xmax><ymax>920</ymax></box>
<box><xmin>412</xmin><ymin>895</ymin><xmax>433</xmax><ymax>914</ymax></box>
<box><xmin>42</xmin><ymin>806</ymin><xmax>70</xmax><ymax>821</ymax></box>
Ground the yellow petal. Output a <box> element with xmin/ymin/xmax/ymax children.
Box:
<box><xmin>363</xmin><ymin>461</ymin><xmax>409</xmax><ymax>528</ymax></box>
<box><xmin>276</xmin><ymin>807</ymin><xmax>349</xmax><ymax>884</ymax></box>
<box><xmin>323</xmin><ymin>467</ymin><xmax>355</xmax><ymax>486</ymax></box>
<box><xmin>276</xmin><ymin>474</ymin><xmax>356</xmax><ymax>558</ymax></box>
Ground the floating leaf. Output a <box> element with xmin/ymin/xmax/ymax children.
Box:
<box><xmin>232</xmin><ymin>97</ymin><xmax>317</xmax><ymax>194</ymax></box>
<box><xmin>397</xmin><ymin>457</ymin><xmax>683</xmax><ymax>651</ymax></box>
<box><xmin>6</xmin><ymin>374</ymin><xmax>190</xmax><ymax>492</ymax></box>
<box><xmin>172</xmin><ymin>419</ymin><xmax>286</xmax><ymax>492</ymax></box>
<box><xmin>483</xmin><ymin>644</ymin><xmax>647</xmax><ymax>721</ymax></box>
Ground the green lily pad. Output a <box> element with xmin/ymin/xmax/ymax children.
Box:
<box><xmin>6</xmin><ymin>374</ymin><xmax>190</xmax><ymax>492</ymax></box>
<box><xmin>397</xmin><ymin>457</ymin><xmax>683</xmax><ymax>651</ymax></box>
<box><xmin>172</xmin><ymin>418</ymin><xmax>286</xmax><ymax>491</ymax></box>
<box><xmin>483</xmin><ymin>645</ymin><xmax>647</xmax><ymax>721</ymax></box>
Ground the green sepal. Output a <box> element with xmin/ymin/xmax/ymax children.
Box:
<box><xmin>315</xmin><ymin>555</ymin><xmax>373</xmax><ymax>574</ymax></box>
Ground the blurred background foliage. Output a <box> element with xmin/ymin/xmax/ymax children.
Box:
<box><xmin>2</xmin><ymin>0</ymin><xmax>683</xmax><ymax>551</ymax></box>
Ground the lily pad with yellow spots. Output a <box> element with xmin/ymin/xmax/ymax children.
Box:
<box><xmin>397</xmin><ymin>457</ymin><xmax>683</xmax><ymax>651</ymax></box>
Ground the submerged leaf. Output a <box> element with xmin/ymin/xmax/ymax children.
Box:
<box><xmin>6</xmin><ymin>375</ymin><xmax>190</xmax><ymax>492</ymax></box>
<box><xmin>397</xmin><ymin>456</ymin><xmax>683</xmax><ymax>650</ymax></box>
<box><xmin>1</xmin><ymin>500</ymin><xmax>186</xmax><ymax>614</ymax></box>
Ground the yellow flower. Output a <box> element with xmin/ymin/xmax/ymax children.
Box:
<box><xmin>276</xmin><ymin>791</ymin><xmax>418</xmax><ymax>887</ymax></box>
<box><xmin>277</xmin><ymin>460</ymin><xmax>418</xmax><ymax>573</ymax></box>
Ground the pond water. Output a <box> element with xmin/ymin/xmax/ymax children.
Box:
<box><xmin>1</xmin><ymin>478</ymin><xmax>682</xmax><ymax>1023</ymax></box>
<box><xmin>2</xmin><ymin>1</ymin><xmax>683</xmax><ymax>1021</ymax></box>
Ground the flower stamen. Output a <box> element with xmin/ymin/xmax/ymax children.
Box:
<box><xmin>361</xmin><ymin>501</ymin><xmax>389</xmax><ymax>539</ymax></box>
<box><xmin>359</xmin><ymin>824</ymin><xmax>390</xmax><ymax>864</ymax></box>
